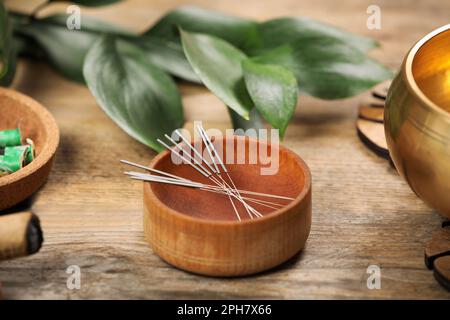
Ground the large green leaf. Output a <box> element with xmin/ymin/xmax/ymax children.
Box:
<box><xmin>50</xmin><ymin>0</ymin><xmax>123</xmax><ymax>7</ymax></box>
<box><xmin>83</xmin><ymin>36</ymin><xmax>184</xmax><ymax>152</ymax></box>
<box><xmin>133</xmin><ymin>35</ymin><xmax>200</xmax><ymax>83</ymax></box>
<box><xmin>0</xmin><ymin>2</ymin><xmax>13</xmax><ymax>82</ymax></box>
<box><xmin>242</xmin><ymin>60</ymin><xmax>297</xmax><ymax>138</ymax></box>
<box><xmin>251</xmin><ymin>39</ymin><xmax>392</xmax><ymax>99</ymax></box>
<box><xmin>14</xmin><ymin>13</ymin><xmax>200</xmax><ymax>83</ymax></box>
<box><xmin>146</xmin><ymin>6</ymin><xmax>260</xmax><ymax>50</ymax></box>
<box><xmin>256</xmin><ymin>17</ymin><xmax>378</xmax><ymax>54</ymax></box>
<box><xmin>0</xmin><ymin>3</ymin><xmax>8</xmax><ymax>78</ymax></box>
<box><xmin>14</xmin><ymin>14</ymin><xmax>134</xmax><ymax>82</ymax></box>
<box><xmin>228</xmin><ymin>107</ymin><xmax>265</xmax><ymax>135</ymax></box>
<box><xmin>0</xmin><ymin>37</ymin><xmax>18</xmax><ymax>86</ymax></box>
<box><xmin>180</xmin><ymin>29</ymin><xmax>253</xmax><ymax>119</ymax></box>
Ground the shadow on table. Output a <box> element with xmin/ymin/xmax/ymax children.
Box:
<box><xmin>0</xmin><ymin>196</ymin><xmax>35</xmax><ymax>216</ymax></box>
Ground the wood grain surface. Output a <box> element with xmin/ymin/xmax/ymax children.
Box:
<box><xmin>1</xmin><ymin>0</ymin><xmax>450</xmax><ymax>299</ymax></box>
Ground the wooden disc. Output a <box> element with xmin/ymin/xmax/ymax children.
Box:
<box><xmin>359</xmin><ymin>104</ymin><xmax>384</xmax><ymax>123</ymax></box>
<box><xmin>356</xmin><ymin>81</ymin><xmax>391</xmax><ymax>160</ymax></box>
<box><xmin>434</xmin><ymin>256</ymin><xmax>450</xmax><ymax>290</ymax></box>
<box><xmin>356</xmin><ymin>119</ymin><xmax>389</xmax><ymax>159</ymax></box>
<box><xmin>364</xmin><ymin>98</ymin><xmax>385</xmax><ymax>109</ymax></box>
<box><xmin>425</xmin><ymin>226</ymin><xmax>450</xmax><ymax>268</ymax></box>
<box><xmin>424</xmin><ymin>224</ymin><xmax>450</xmax><ymax>291</ymax></box>
<box><xmin>371</xmin><ymin>80</ymin><xmax>391</xmax><ymax>100</ymax></box>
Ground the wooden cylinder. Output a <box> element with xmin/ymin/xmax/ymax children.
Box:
<box><xmin>0</xmin><ymin>212</ymin><xmax>43</xmax><ymax>261</ymax></box>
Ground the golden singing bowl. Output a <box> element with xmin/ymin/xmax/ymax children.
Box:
<box><xmin>385</xmin><ymin>24</ymin><xmax>450</xmax><ymax>218</ymax></box>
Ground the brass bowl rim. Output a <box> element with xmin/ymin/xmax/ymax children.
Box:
<box><xmin>404</xmin><ymin>24</ymin><xmax>450</xmax><ymax>118</ymax></box>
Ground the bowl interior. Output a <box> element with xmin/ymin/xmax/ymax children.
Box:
<box><xmin>150</xmin><ymin>136</ymin><xmax>308</xmax><ymax>221</ymax></box>
<box><xmin>412</xmin><ymin>27</ymin><xmax>450</xmax><ymax>113</ymax></box>
<box><xmin>0</xmin><ymin>93</ymin><xmax>47</xmax><ymax>157</ymax></box>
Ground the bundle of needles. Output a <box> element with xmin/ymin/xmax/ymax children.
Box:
<box><xmin>0</xmin><ymin>127</ymin><xmax>35</xmax><ymax>177</ymax></box>
<box><xmin>122</xmin><ymin>124</ymin><xmax>294</xmax><ymax>221</ymax></box>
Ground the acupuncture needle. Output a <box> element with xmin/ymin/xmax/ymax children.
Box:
<box><xmin>198</xmin><ymin>125</ymin><xmax>262</xmax><ymax>218</ymax></box>
<box><xmin>171</xmin><ymin>131</ymin><xmax>250</xmax><ymax>215</ymax></box>
<box><xmin>126</xmin><ymin>172</ymin><xmax>282</xmax><ymax>210</ymax></box>
<box><xmin>159</xmin><ymin>135</ymin><xmax>242</xmax><ymax>221</ymax></box>
<box><xmin>156</xmin><ymin>136</ymin><xmax>245</xmax><ymax>224</ymax></box>
<box><xmin>120</xmin><ymin>160</ymin><xmax>191</xmax><ymax>182</ymax></box>
<box><xmin>186</xmin><ymin>129</ymin><xmax>242</xmax><ymax>221</ymax></box>
<box><xmin>122</xmin><ymin>160</ymin><xmax>294</xmax><ymax>201</ymax></box>
<box><xmin>203</xmin><ymin>187</ymin><xmax>283</xmax><ymax>210</ymax></box>
<box><xmin>157</xmin><ymin>138</ymin><xmax>210</xmax><ymax>178</ymax></box>
<box><xmin>174</xmin><ymin>129</ymin><xmax>217</xmax><ymax>174</ymax></box>
<box><xmin>164</xmin><ymin>134</ymin><xmax>213</xmax><ymax>177</ymax></box>
<box><xmin>125</xmin><ymin>172</ymin><xmax>202</xmax><ymax>188</ymax></box>
<box><xmin>163</xmin><ymin>133</ymin><xmax>234</xmax><ymax>190</ymax></box>
<box><xmin>196</xmin><ymin>126</ymin><xmax>246</xmax><ymax>220</ymax></box>
<box><xmin>124</xmin><ymin>167</ymin><xmax>287</xmax><ymax>209</ymax></box>
<box><xmin>165</xmin><ymin>131</ymin><xmax>248</xmax><ymax>221</ymax></box>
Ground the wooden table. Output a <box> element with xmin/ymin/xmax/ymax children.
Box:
<box><xmin>1</xmin><ymin>0</ymin><xmax>450</xmax><ymax>299</ymax></box>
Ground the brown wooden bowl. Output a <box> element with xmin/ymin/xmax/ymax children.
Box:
<box><xmin>143</xmin><ymin>135</ymin><xmax>312</xmax><ymax>276</ymax></box>
<box><xmin>0</xmin><ymin>88</ymin><xmax>59</xmax><ymax>211</ymax></box>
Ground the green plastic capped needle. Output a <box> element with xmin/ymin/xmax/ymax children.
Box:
<box><xmin>0</xmin><ymin>128</ymin><xmax>21</xmax><ymax>147</ymax></box>
<box><xmin>0</xmin><ymin>154</ymin><xmax>23</xmax><ymax>173</ymax></box>
<box><xmin>4</xmin><ymin>145</ymin><xmax>33</xmax><ymax>165</ymax></box>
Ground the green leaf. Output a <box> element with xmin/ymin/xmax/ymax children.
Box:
<box><xmin>14</xmin><ymin>14</ymin><xmax>134</xmax><ymax>82</ymax></box>
<box><xmin>252</xmin><ymin>38</ymin><xmax>392</xmax><ymax>99</ymax></box>
<box><xmin>228</xmin><ymin>107</ymin><xmax>265</xmax><ymax>135</ymax></box>
<box><xmin>0</xmin><ymin>37</ymin><xmax>18</xmax><ymax>86</ymax></box>
<box><xmin>146</xmin><ymin>6</ymin><xmax>260</xmax><ymax>50</ymax></box>
<box><xmin>0</xmin><ymin>2</ymin><xmax>14</xmax><ymax>83</ymax></box>
<box><xmin>15</xmin><ymin>13</ymin><xmax>200</xmax><ymax>84</ymax></box>
<box><xmin>83</xmin><ymin>36</ymin><xmax>184</xmax><ymax>152</ymax></box>
<box><xmin>242</xmin><ymin>60</ymin><xmax>297</xmax><ymax>138</ymax></box>
<box><xmin>50</xmin><ymin>0</ymin><xmax>123</xmax><ymax>7</ymax></box>
<box><xmin>180</xmin><ymin>29</ymin><xmax>253</xmax><ymax>120</ymax></box>
<box><xmin>256</xmin><ymin>17</ymin><xmax>378</xmax><ymax>54</ymax></box>
<box><xmin>132</xmin><ymin>35</ymin><xmax>200</xmax><ymax>83</ymax></box>
<box><xmin>143</xmin><ymin>6</ymin><xmax>259</xmax><ymax>82</ymax></box>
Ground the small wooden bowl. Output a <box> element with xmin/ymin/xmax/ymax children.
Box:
<box><xmin>143</xmin><ymin>136</ymin><xmax>312</xmax><ymax>276</ymax></box>
<box><xmin>0</xmin><ymin>88</ymin><xmax>59</xmax><ymax>211</ymax></box>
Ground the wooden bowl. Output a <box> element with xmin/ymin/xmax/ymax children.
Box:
<box><xmin>0</xmin><ymin>88</ymin><xmax>59</xmax><ymax>211</ymax></box>
<box><xmin>143</xmin><ymin>135</ymin><xmax>312</xmax><ymax>276</ymax></box>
